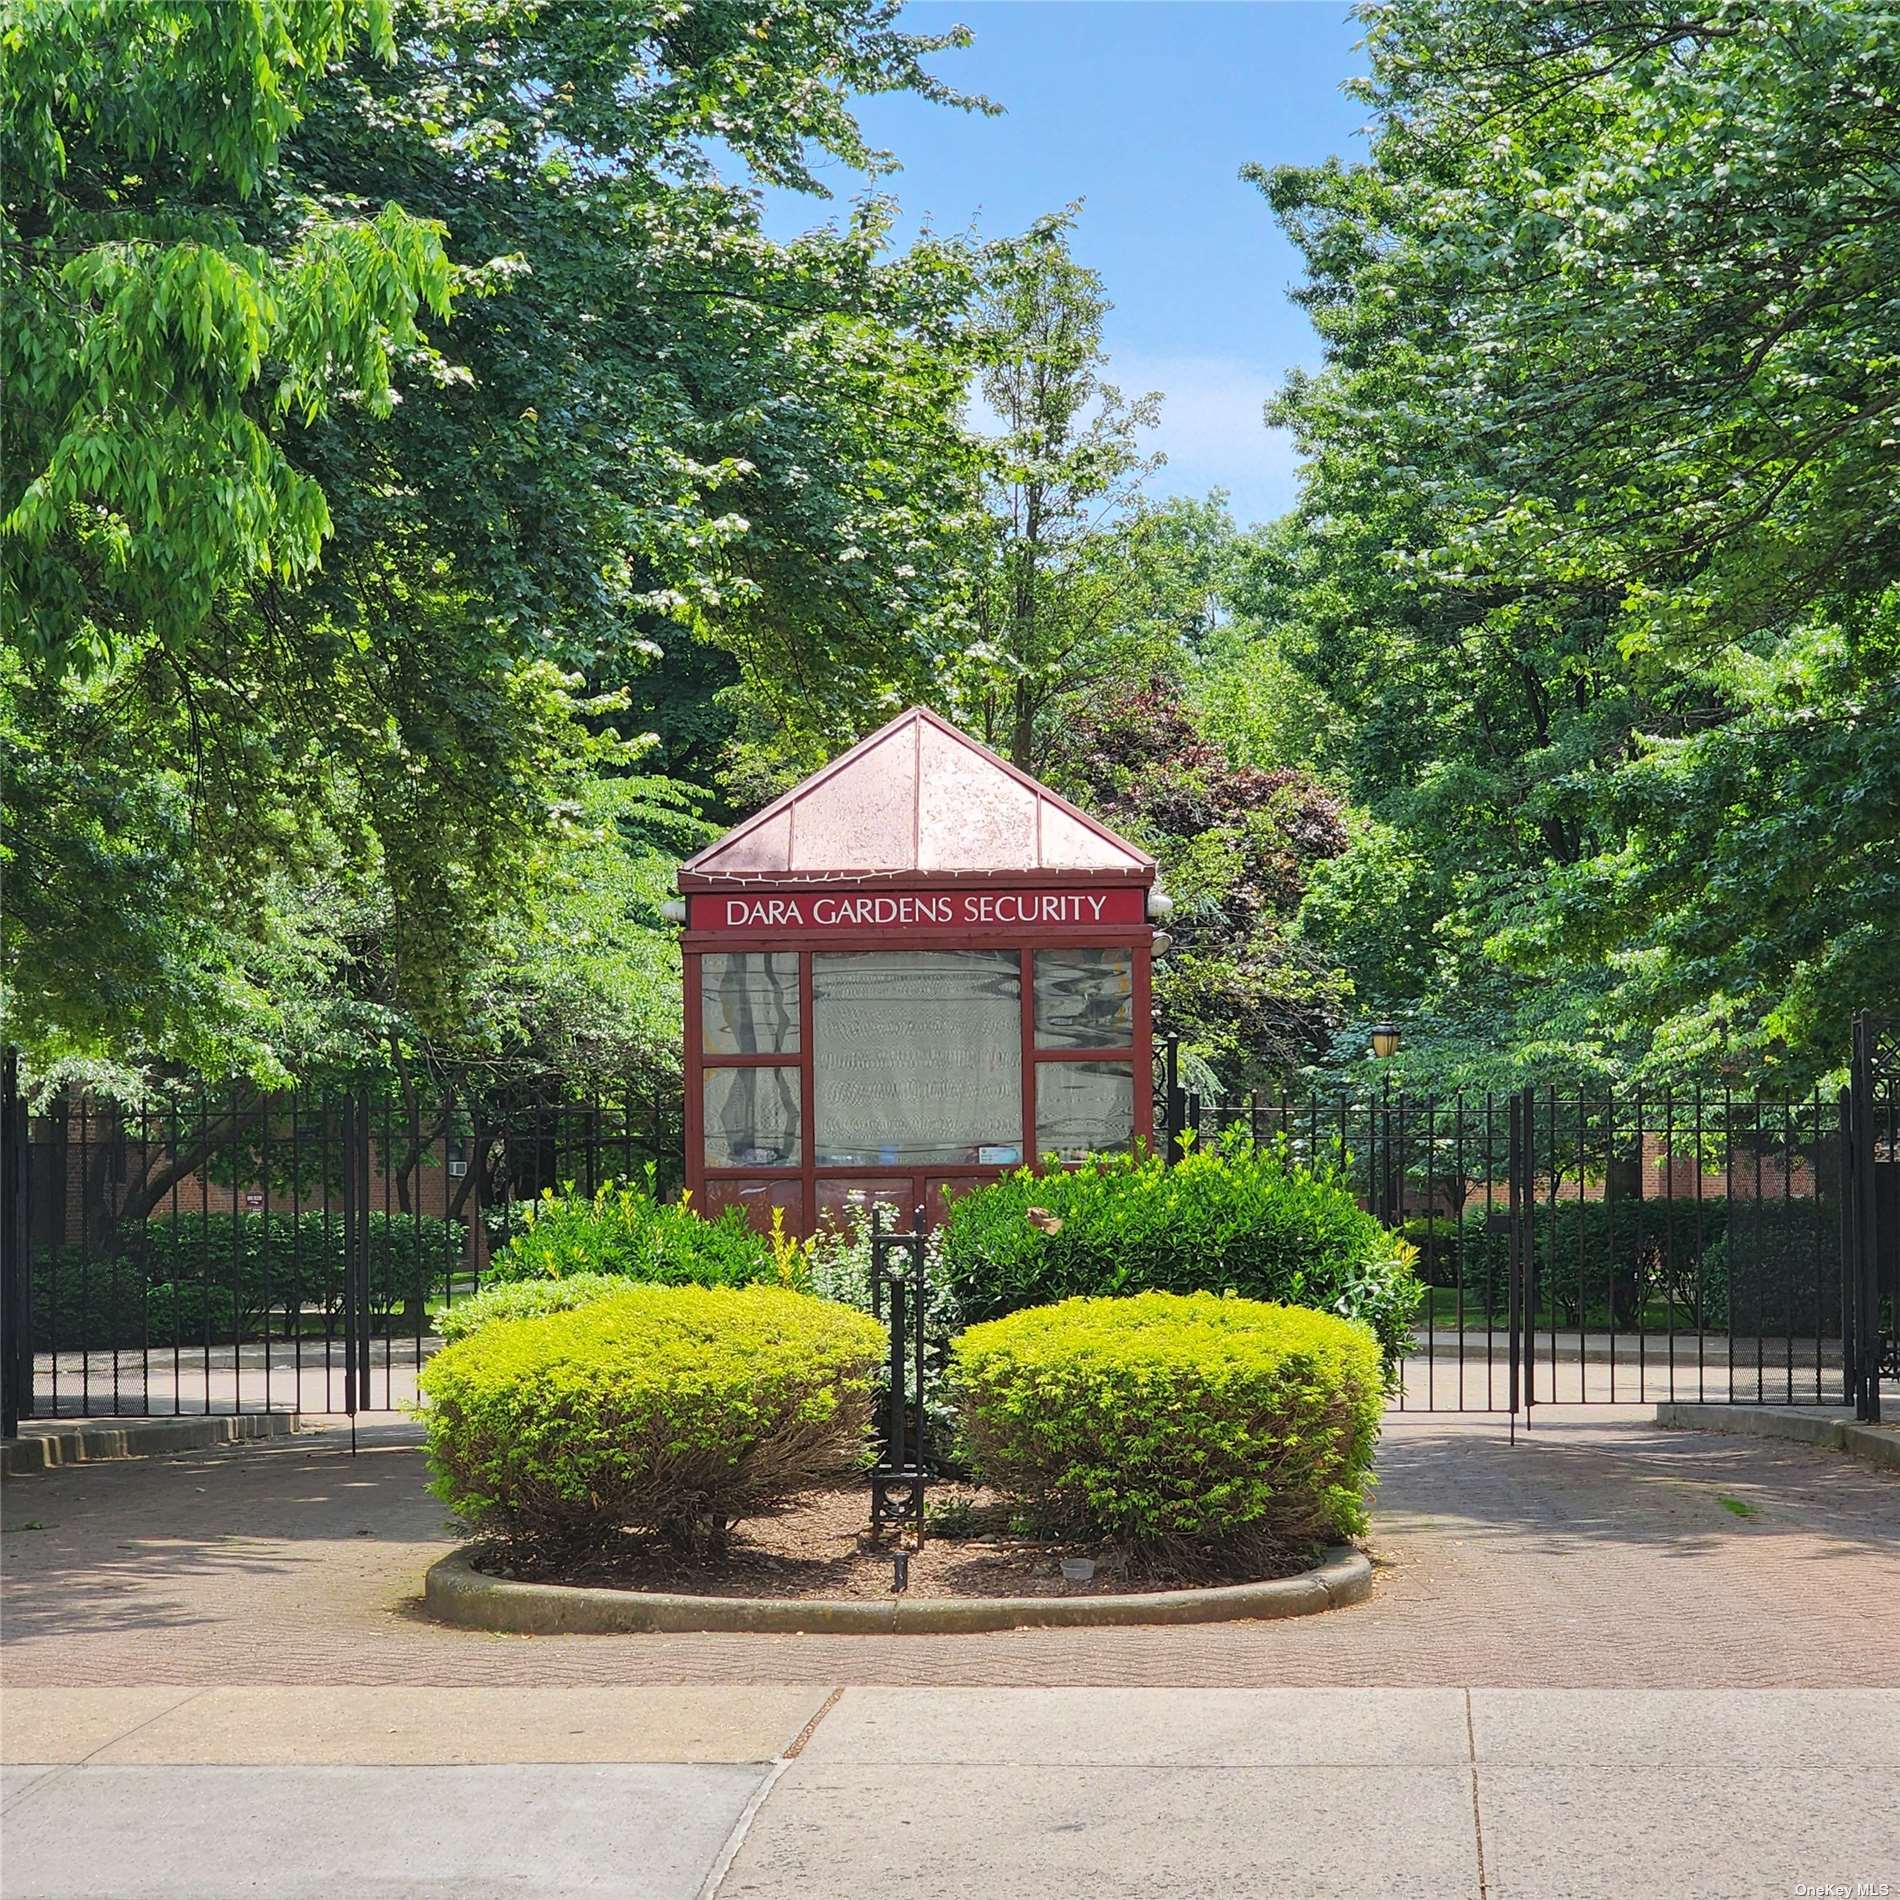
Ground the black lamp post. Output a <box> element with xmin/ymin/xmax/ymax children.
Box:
<box><xmin>1368</xmin><ymin>1023</ymin><xmax>1401</xmax><ymax>1224</ymax></box>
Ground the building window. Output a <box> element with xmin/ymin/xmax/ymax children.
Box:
<box><xmin>811</xmin><ymin>950</ymin><xmax>1023</xmax><ymax>1167</ymax></box>
<box><xmin>1035</xmin><ymin>1060</ymin><xmax>1136</xmax><ymax>1164</ymax></box>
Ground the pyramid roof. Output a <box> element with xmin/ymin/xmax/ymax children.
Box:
<box><xmin>680</xmin><ymin>706</ymin><xmax>1154</xmax><ymax>885</ymax></box>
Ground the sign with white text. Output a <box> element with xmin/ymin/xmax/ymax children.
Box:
<box><xmin>690</xmin><ymin>887</ymin><xmax>1147</xmax><ymax>934</ymax></box>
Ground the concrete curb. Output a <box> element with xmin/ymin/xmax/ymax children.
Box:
<box><xmin>1654</xmin><ymin>1401</ymin><xmax>1900</xmax><ymax>1473</ymax></box>
<box><xmin>2</xmin><ymin>1412</ymin><xmax>297</xmax><ymax>1477</ymax></box>
<box><xmin>423</xmin><ymin>1542</ymin><xmax>1372</xmax><ymax>1636</ymax></box>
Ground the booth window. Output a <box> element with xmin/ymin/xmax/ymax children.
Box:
<box><xmin>1030</xmin><ymin>948</ymin><xmax>1136</xmax><ymax>1159</ymax></box>
<box><xmin>1035</xmin><ymin>1059</ymin><xmax>1135</xmax><ymax>1163</ymax></box>
<box><xmin>811</xmin><ymin>950</ymin><xmax>1023</xmax><ymax>1167</ymax></box>
<box><xmin>703</xmin><ymin>1065</ymin><xmax>800</xmax><ymax>1169</ymax></box>
<box><xmin>1034</xmin><ymin>947</ymin><xmax>1134</xmax><ymax>1049</ymax></box>
<box><xmin>702</xmin><ymin>952</ymin><xmax>800</xmax><ymax>1055</ymax></box>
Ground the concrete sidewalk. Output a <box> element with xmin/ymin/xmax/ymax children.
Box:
<box><xmin>4</xmin><ymin>1686</ymin><xmax>1897</xmax><ymax>1899</ymax></box>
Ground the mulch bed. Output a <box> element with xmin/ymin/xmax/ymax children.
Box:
<box><xmin>469</xmin><ymin>1485</ymin><xmax>1317</xmax><ymax>1601</ymax></box>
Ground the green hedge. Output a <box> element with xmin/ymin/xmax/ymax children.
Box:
<box><xmin>32</xmin><ymin>1264</ymin><xmax>267</xmax><ymax>1352</ymax></box>
<box><xmin>30</xmin><ymin>1212</ymin><xmax>463</xmax><ymax>1349</ymax></box>
<box><xmin>138</xmin><ymin>1211</ymin><xmax>461</xmax><ymax>1325</ymax></box>
<box><xmin>937</xmin><ymin>1137</ymin><xmax>1420</xmax><ymax>1369</ymax></box>
<box><xmin>1450</xmin><ymin>1198</ymin><xmax>1838</xmax><ymax>1332</ymax></box>
<box><xmin>1397</xmin><ymin>1216</ymin><xmax>1462</xmax><ymax>1288</ymax></box>
<box><xmin>1456</xmin><ymin>1200</ymin><xmax>1732</xmax><ymax>1326</ymax></box>
<box><xmin>949</xmin><ymin>1292</ymin><xmax>1383</xmax><ymax>1573</ymax></box>
<box><xmin>1703</xmin><ymin>1203</ymin><xmax>1845</xmax><ymax>1337</ymax></box>
<box><xmin>27</xmin><ymin>1255</ymin><xmax>213</xmax><ymax>1350</ymax></box>
<box><xmin>486</xmin><ymin>1178</ymin><xmax>779</xmax><ymax>1289</ymax></box>
<box><xmin>419</xmin><ymin>1284</ymin><xmax>886</xmax><ymax>1555</ymax></box>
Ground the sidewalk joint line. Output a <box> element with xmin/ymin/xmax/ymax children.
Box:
<box><xmin>781</xmin><ymin>1686</ymin><xmax>844</xmax><ymax>1761</ymax></box>
<box><xmin>0</xmin><ymin>1765</ymin><xmax>64</xmax><ymax>1816</ymax></box>
<box><xmin>695</xmin><ymin>1756</ymin><xmax>791</xmax><ymax>1900</ymax></box>
<box><xmin>692</xmin><ymin>1688</ymin><xmax>841</xmax><ymax>1900</ymax></box>
<box><xmin>75</xmin><ymin>1687</ymin><xmax>211</xmax><ymax>1768</ymax></box>
<box><xmin>1465</xmin><ymin>1688</ymin><xmax>1489</xmax><ymax>1900</ymax></box>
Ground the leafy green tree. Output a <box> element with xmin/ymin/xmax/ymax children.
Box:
<box><xmin>2</xmin><ymin>0</ymin><xmax>453</xmax><ymax>670</ymax></box>
<box><xmin>1495</xmin><ymin>603</ymin><xmax>1900</xmax><ymax>1075</ymax></box>
<box><xmin>1252</xmin><ymin>0</ymin><xmax>1900</xmax><ymax>1086</ymax></box>
<box><xmin>2</xmin><ymin>0</ymin><xmax>995</xmax><ymax>1084</ymax></box>
<box><xmin>717</xmin><ymin>217</ymin><xmax>1240</xmax><ymax>796</ymax></box>
<box><xmin>1188</xmin><ymin>518</ymin><xmax>1338</xmax><ymax>775</ymax></box>
<box><xmin>948</xmin><ymin>215</ymin><xmax>1166</xmax><ymax>769</ymax></box>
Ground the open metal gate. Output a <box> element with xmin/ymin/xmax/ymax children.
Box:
<box><xmin>3</xmin><ymin>1029</ymin><xmax>1893</xmax><ymax>1430</ymax></box>
<box><xmin>1500</xmin><ymin>1083</ymin><xmax>1853</xmax><ymax>1417</ymax></box>
<box><xmin>1162</xmin><ymin>1054</ymin><xmax>1869</xmax><ymax>1416</ymax></box>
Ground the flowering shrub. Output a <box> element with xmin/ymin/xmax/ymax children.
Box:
<box><xmin>802</xmin><ymin>1198</ymin><xmax>957</xmax><ymax>1332</ymax></box>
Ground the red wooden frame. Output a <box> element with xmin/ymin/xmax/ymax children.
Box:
<box><xmin>684</xmin><ymin>916</ymin><xmax>1155</xmax><ymax>1233</ymax></box>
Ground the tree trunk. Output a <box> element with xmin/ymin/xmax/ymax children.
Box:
<box><xmin>1010</xmin><ymin>678</ymin><xmax>1036</xmax><ymax>771</ymax></box>
<box><xmin>107</xmin><ymin>1105</ymin><xmax>247</xmax><ymax>1239</ymax></box>
<box><xmin>1606</xmin><ymin>1140</ymin><xmax>1645</xmax><ymax>1329</ymax></box>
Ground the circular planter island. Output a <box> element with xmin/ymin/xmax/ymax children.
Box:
<box><xmin>424</xmin><ymin>1542</ymin><xmax>1370</xmax><ymax>1635</ymax></box>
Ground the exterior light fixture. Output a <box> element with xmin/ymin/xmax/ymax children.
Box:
<box><xmin>1369</xmin><ymin>1022</ymin><xmax>1401</xmax><ymax>1060</ymax></box>
<box><xmin>1151</xmin><ymin>930</ymin><xmax>1173</xmax><ymax>958</ymax></box>
<box><xmin>659</xmin><ymin>898</ymin><xmax>687</xmax><ymax>925</ymax></box>
<box><xmin>1147</xmin><ymin>888</ymin><xmax>1174</xmax><ymax>921</ymax></box>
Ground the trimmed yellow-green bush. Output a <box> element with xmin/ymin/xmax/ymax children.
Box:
<box><xmin>949</xmin><ymin>1292</ymin><xmax>1383</xmax><ymax>1574</ymax></box>
<box><xmin>435</xmin><ymin>1272</ymin><xmax>639</xmax><ymax>1344</ymax></box>
<box><xmin>419</xmin><ymin>1284</ymin><xmax>886</xmax><ymax>1555</ymax></box>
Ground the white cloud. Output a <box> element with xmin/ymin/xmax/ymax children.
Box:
<box><xmin>1108</xmin><ymin>350</ymin><xmax>1304</xmax><ymax>526</ymax></box>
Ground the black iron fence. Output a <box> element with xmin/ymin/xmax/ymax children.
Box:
<box><xmin>2</xmin><ymin>1021</ymin><xmax>1893</xmax><ymax>1428</ymax></box>
<box><xmin>0</xmin><ymin>1071</ymin><xmax>680</xmax><ymax>1423</ymax></box>
<box><xmin>1155</xmin><ymin>1040</ymin><xmax>1896</xmax><ymax>1417</ymax></box>
<box><xmin>1845</xmin><ymin>1012</ymin><xmax>1900</xmax><ymax>1422</ymax></box>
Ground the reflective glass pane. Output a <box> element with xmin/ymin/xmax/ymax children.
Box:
<box><xmin>1035</xmin><ymin>1060</ymin><xmax>1135</xmax><ymax>1163</ymax></box>
<box><xmin>1034</xmin><ymin>948</ymin><xmax>1134</xmax><ymax>1050</ymax></box>
<box><xmin>812</xmin><ymin>950</ymin><xmax>1023</xmax><ymax>1167</ymax></box>
<box><xmin>704</xmin><ymin>1178</ymin><xmax>803</xmax><ymax>1234</ymax></box>
<box><xmin>702</xmin><ymin>1066</ymin><xmax>801</xmax><ymax>1168</ymax></box>
<box><xmin>701</xmin><ymin>952</ymin><xmax>800</xmax><ymax>1055</ymax></box>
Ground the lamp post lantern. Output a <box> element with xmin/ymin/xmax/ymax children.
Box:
<box><xmin>1367</xmin><ymin>1023</ymin><xmax>1401</xmax><ymax>1226</ymax></box>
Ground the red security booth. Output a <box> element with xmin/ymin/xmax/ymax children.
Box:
<box><xmin>678</xmin><ymin>707</ymin><xmax>1167</xmax><ymax>1233</ymax></box>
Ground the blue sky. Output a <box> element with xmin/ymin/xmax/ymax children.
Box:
<box><xmin>760</xmin><ymin>2</ymin><xmax>1371</xmax><ymax>526</ymax></box>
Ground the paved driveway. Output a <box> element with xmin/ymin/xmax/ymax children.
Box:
<box><xmin>2</xmin><ymin>1412</ymin><xmax>1896</xmax><ymax>1688</ymax></box>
